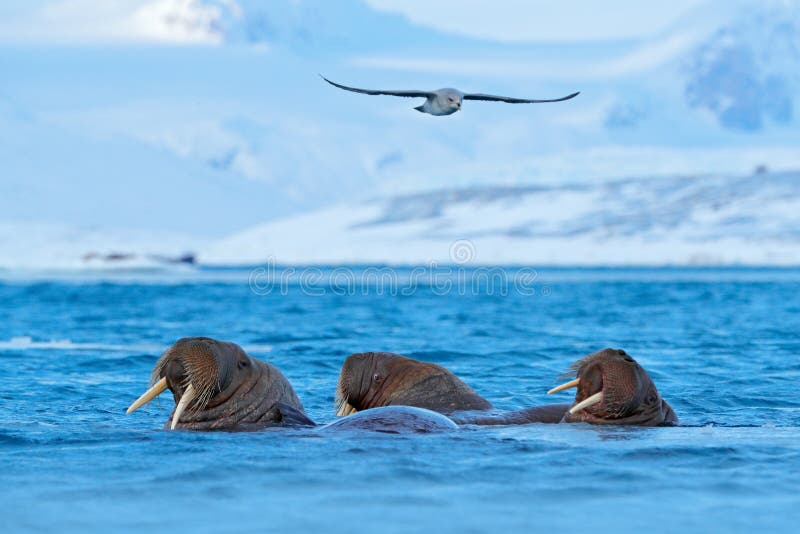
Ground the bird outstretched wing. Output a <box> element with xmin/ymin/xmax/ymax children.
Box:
<box><xmin>463</xmin><ymin>91</ymin><xmax>580</xmax><ymax>103</ymax></box>
<box><xmin>321</xmin><ymin>75</ymin><xmax>433</xmax><ymax>98</ymax></box>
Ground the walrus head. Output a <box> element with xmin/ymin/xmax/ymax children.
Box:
<box><xmin>126</xmin><ymin>337</ymin><xmax>311</xmax><ymax>430</ymax></box>
<box><xmin>548</xmin><ymin>348</ymin><xmax>677</xmax><ymax>426</ymax></box>
<box><xmin>335</xmin><ymin>352</ymin><xmax>493</xmax><ymax>416</ymax></box>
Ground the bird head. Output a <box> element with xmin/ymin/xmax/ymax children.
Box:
<box><xmin>441</xmin><ymin>89</ymin><xmax>463</xmax><ymax>112</ymax></box>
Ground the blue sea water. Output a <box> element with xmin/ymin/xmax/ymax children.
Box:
<box><xmin>1</xmin><ymin>267</ymin><xmax>799</xmax><ymax>533</ymax></box>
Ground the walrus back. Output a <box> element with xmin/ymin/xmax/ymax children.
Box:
<box><xmin>390</xmin><ymin>372</ymin><xmax>493</xmax><ymax>414</ymax></box>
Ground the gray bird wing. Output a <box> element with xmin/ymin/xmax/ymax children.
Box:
<box><xmin>321</xmin><ymin>75</ymin><xmax>433</xmax><ymax>98</ymax></box>
<box><xmin>463</xmin><ymin>91</ymin><xmax>580</xmax><ymax>103</ymax></box>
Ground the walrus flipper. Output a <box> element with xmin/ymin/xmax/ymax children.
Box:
<box><xmin>275</xmin><ymin>402</ymin><xmax>316</xmax><ymax>427</ymax></box>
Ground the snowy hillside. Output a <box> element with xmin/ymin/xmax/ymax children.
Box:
<box><xmin>3</xmin><ymin>1</ymin><xmax>800</xmax><ymax>231</ymax></box>
<box><xmin>201</xmin><ymin>171</ymin><xmax>800</xmax><ymax>266</ymax></box>
<box><xmin>0</xmin><ymin>222</ymin><xmax>201</xmax><ymax>271</ymax></box>
<box><xmin>1</xmin><ymin>1</ymin><xmax>800</xmax><ymax>268</ymax></box>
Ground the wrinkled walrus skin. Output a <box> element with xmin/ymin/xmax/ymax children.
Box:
<box><xmin>335</xmin><ymin>349</ymin><xmax>677</xmax><ymax>426</ymax></box>
<box><xmin>126</xmin><ymin>337</ymin><xmax>459</xmax><ymax>433</ymax></box>
<box><xmin>335</xmin><ymin>352</ymin><xmax>493</xmax><ymax>416</ymax></box>
<box><xmin>552</xmin><ymin>348</ymin><xmax>677</xmax><ymax>426</ymax></box>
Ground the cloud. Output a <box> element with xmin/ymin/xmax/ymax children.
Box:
<box><xmin>349</xmin><ymin>31</ymin><xmax>704</xmax><ymax>82</ymax></box>
<box><xmin>364</xmin><ymin>0</ymin><xmax>709</xmax><ymax>43</ymax></box>
<box><xmin>0</xmin><ymin>0</ymin><xmax>231</xmax><ymax>44</ymax></box>
<box><xmin>598</xmin><ymin>31</ymin><xmax>703</xmax><ymax>77</ymax></box>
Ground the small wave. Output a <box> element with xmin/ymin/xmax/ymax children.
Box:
<box><xmin>0</xmin><ymin>431</ymin><xmax>35</xmax><ymax>447</ymax></box>
<box><xmin>0</xmin><ymin>336</ymin><xmax>272</xmax><ymax>354</ymax></box>
<box><xmin>0</xmin><ymin>336</ymin><xmax>163</xmax><ymax>352</ymax></box>
<box><xmin>242</xmin><ymin>344</ymin><xmax>274</xmax><ymax>353</ymax></box>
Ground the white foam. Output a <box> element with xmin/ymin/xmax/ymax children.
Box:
<box><xmin>0</xmin><ymin>336</ymin><xmax>273</xmax><ymax>354</ymax></box>
<box><xmin>0</xmin><ymin>336</ymin><xmax>163</xmax><ymax>352</ymax></box>
<box><xmin>242</xmin><ymin>344</ymin><xmax>274</xmax><ymax>353</ymax></box>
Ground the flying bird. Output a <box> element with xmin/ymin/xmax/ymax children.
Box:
<box><xmin>321</xmin><ymin>75</ymin><xmax>579</xmax><ymax>116</ymax></box>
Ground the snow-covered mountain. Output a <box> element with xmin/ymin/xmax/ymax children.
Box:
<box><xmin>0</xmin><ymin>221</ymin><xmax>201</xmax><ymax>271</ymax></box>
<box><xmin>2</xmin><ymin>170</ymin><xmax>796</xmax><ymax>269</ymax></box>
<box><xmin>1</xmin><ymin>1</ymin><xmax>800</xmax><ymax>268</ymax></box>
<box><xmin>201</xmin><ymin>171</ymin><xmax>800</xmax><ymax>266</ymax></box>
<box><xmin>684</xmin><ymin>1</ymin><xmax>800</xmax><ymax>131</ymax></box>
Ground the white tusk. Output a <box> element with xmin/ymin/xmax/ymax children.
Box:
<box><xmin>170</xmin><ymin>383</ymin><xmax>196</xmax><ymax>430</ymax></box>
<box><xmin>127</xmin><ymin>377</ymin><xmax>168</xmax><ymax>414</ymax></box>
<box><xmin>336</xmin><ymin>401</ymin><xmax>357</xmax><ymax>417</ymax></box>
<box><xmin>569</xmin><ymin>391</ymin><xmax>603</xmax><ymax>415</ymax></box>
<box><xmin>547</xmin><ymin>378</ymin><xmax>580</xmax><ymax>395</ymax></box>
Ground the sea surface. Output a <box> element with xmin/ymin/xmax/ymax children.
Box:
<box><xmin>1</xmin><ymin>266</ymin><xmax>799</xmax><ymax>533</ymax></box>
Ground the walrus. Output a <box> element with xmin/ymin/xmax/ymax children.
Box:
<box><xmin>321</xmin><ymin>406</ymin><xmax>458</xmax><ymax>433</ymax></box>
<box><xmin>334</xmin><ymin>351</ymin><xmax>566</xmax><ymax>423</ymax></box>
<box><xmin>126</xmin><ymin>337</ymin><xmax>457</xmax><ymax>433</ymax></box>
<box><xmin>126</xmin><ymin>337</ymin><xmax>312</xmax><ymax>430</ymax></box>
<box><xmin>547</xmin><ymin>348</ymin><xmax>678</xmax><ymax>426</ymax></box>
<box><xmin>335</xmin><ymin>349</ymin><xmax>677</xmax><ymax>426</ymax></box>
<box><xmin>335</xmin><ymin>352</ymin><xmax>493</xmax><ymax>416</ymax></box>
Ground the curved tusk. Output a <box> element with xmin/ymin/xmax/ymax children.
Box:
<box><xmin>547</xmin><ymin>378</ymin><xmax>580</xmax><ymax>395</ymax></box>
<box><xmin>170</xmin><ymin>383</ymin><xmax>196</xmax><ymax>430</ymax></box>
<box><xmin>335</xmin><ymin>400</ymin><xmax>357</xmax><ymax>417</ymax></box>
<box><xmin>569</xmin><ymin>391</ymin><xmax>603</xmax><ymax>415</ymax></box>
<box><xmin>127</xmin><ymin>377</ymin><xmax>168</xmax><ymax>414</ymax></box>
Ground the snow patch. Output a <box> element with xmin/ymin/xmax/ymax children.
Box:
<box><xmin>0</xmin><ymin>222</ymin><xmax>200</xmax><ymax>271</ymax></box>
<box><xmin>202</xmin><ymin>172</ymin><xmax>800</xmax><ymax>266</ymax></box>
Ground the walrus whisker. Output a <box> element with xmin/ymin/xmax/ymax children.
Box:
<box><xmin>126</xmin><ymin>377</ymin><xmax>168</xmax><ymax>414</ymax></box>
<box><xmin>192</xmin><ymin>380</ymin><xmax>215</xmax><ymax>414</ymax></box>
<box><xmin>547</xmin><ymin>378</ymin><xmax>580</xmax><ymax>395</ymax></box>
<box><xmin>569</xmin><ymin>391</ymin><xmax>603</xmax><ymax>415</ymax></box>
<box><xmin>179</xmin><ymin>367</ymin><xmax>216</xmax><ymax>416</ymax></box>
<box><xmin>335</xmin><ymin>398</ymin><xmax>358</xmax><ymax>417</ymax></box>
<box><xmin>183</xmin><ymin>363</ymin><xmax>216</xmax><ymax>411</ymax></box>
<box><xmin>171</xmin><ymin>383</ymin><xmax>197</xmax><ymax>430</ymax></box>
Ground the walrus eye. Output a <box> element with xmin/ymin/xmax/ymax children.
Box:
<box><xmin>646</xmin><ymin>393</ymin><xmax>657</xmax><ymax>404</ymax></box>
<box><xmin>238</xmin><ymin>359</ymin><xmax>249</xmax><ymax>370</ymax></box>
<box><xmin>372</xmin><ymin>373</ymin><xmax>383</xmax><ymax>383</ymax></box>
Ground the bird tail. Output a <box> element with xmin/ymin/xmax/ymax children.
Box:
<box><xmin>414</xmin><ymin>104</ymin><xmax>426</xmax><ymax>113</ymax></box>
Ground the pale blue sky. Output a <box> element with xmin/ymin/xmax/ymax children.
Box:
<box><xmin>1</xmin><ymin>0</ymin><xmax>797</xmax><ymax>241</ymax></box>
<box><xmin>0</xmin><ymin>0</ymin><xmax>712</xmax><ymax>45</ymax></box>
<box><xmin>365</xmin><ymin>0</ymin><xmax>708</xmax><ymax>42</ymax></box>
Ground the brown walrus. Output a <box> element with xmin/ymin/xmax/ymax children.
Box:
<box><xmin>547</xmin><ymin>348</ymin><xmax>678</xmax><ymax>426</ymax></box>
<box><xmin>322</xmin><ymin>405</ymin><xmax>458</xmax><ymax>433</ymax></box>
<box><xmin>335</xmin><ymin>349</ymin><xmax>677</xmax><ymax>426</ymax></box>
<box><xmin>127</xmin><ymin>337</ymin><xmax>458</xmax><ymax>433</ymax></box>
<box><xmin>335</xmin><ymin>352</ymin><xmax>493</xmax><ymax>416</ymax></box>
<box><xmin>126</xmin><ymin>337</ymin><xmax>313</xmax><ymax>430</ymax></box>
